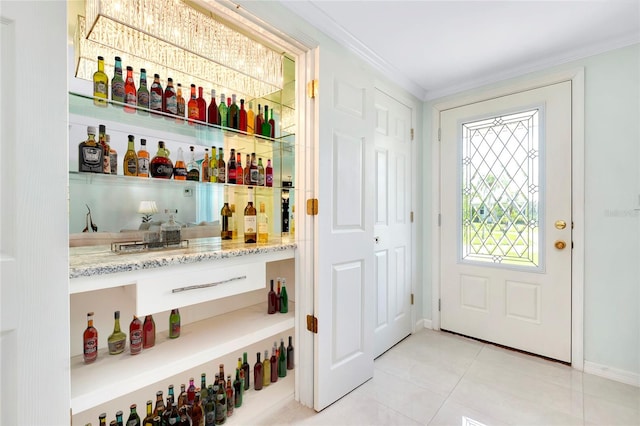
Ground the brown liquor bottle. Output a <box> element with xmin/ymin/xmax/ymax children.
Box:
<box><xmin>83</xmin><ymin>311</ymin><xmax>98</xmax><ymax>363</ymax></box>
<box><xmin>79</xmin><ymin>126</ymin><xmax>103</xmax><ymax>173</ymax></box>
<box><xmin>129</xmin><ymin>315</ymin><xmax>143</xmax><ymax>355</ymax></box>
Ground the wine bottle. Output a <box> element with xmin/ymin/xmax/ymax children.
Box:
<box><xmin>173</xmin><ymin>147</ymin><xmax>187</xmax><ymax>180</ymax></box>
<box><xmin>263</xmin><ymin>349</ymin><xmax>271</xmax><ymax>387</ymax></box>
<box><xmin>83</xmin><ymin>311</ymin><xmax>98</xmax><ymax>363</ymax></box>
<box><xmin>244</xmin><ymin>154</ymin><xmax>251</xmax><ymax>186</ymax></box>
<box><xmin>176</xmin><ymin>83</ymin><xmax>186</xmax><ymax>123</ymax></box>
<box><xmin>137</xmin><ymin>139</ymin><xmax>150</xmax><ymax>178</ymax></box>
<box><xmin>124</xmin><ymin>66</ymin><xmax>137</xmax><ymax>113</ymax></box>
<box><xmin>258</xmin><ymin>203</ymin><xmax>269</xmax><ymax>243</ymax></box>
<box><xmin>169</xmin><ymin>308</ymin><xmax>180</xmax><ymax>338</ymax></box>
<box><xmin>218</xmin><ymin>93</ymin><xmax>228</xmax><ymax>127</ymax></box>
<box><xmin>270</xmin><ymin>344</ymin><xmax>278</xmax><ymax>383</ymax></box>
<box><xmin>228</xmin><ymin>94</ymin><xmax>239</xmax><ymax>129</ymax></box>
<box><xmin>268</xmin><ymin>107</ymin><xmax>276</xmax><ymax>138</ymax></box>
<box><xmin>217</xmin><ymin>147</ymin><xmax>226</xmax><ymax>184</ymax></box>
<box><xmin>137</xmin><ymin>68</ymin><xmax>150</xmax><ymax>115</ymax></box>
<box><xmin>253</xmin><ymin>352</ymin><xmax>263</xmax><ymax>390</ymax></box>
<box><xmin>220</xmin><ymin>202</ymin><xmax>232</xmax><ymax>240</ymax></box>
<box><xmin>268</xmin><ymin>280</ymin><xmax>277</xmax><ymax>314</ymax></box>
<box><xmin>197</xmin><ymin>87</ymin><xmax>206</xmax><ymax>122</ymax></box>
<box><xmin>107</xmin><ymin>310</ymin><xmax>126</xmax><ymax>355</ymax></box>
<box><xmin>239</xmin><ymin>99</ymin><xmax>247</xmax><ymax>132</ymax></box>
<box><xmin>275</xmin><ymin>278</ymin><xmax>281</xmax><ymax>312</ymax></box>
<box><xmin>93</xmin><ymin>56</ymin><xmax>108</xmax><ymax>107</ymax></box>
<box><xmin>249</xmin><ymin>153</ymin><xmax>258</xmax><ymax>185</ymax></box>
<box><xmin>150</xmin><ymin>73</ymin><xmax>163</xmax><ymax>116</ymax></box>
<box><xmin>262</xmin><ymin>105</ymin><xmax>272</xmax><ymax>137</ymax></box>
<box><xmin>244</xmin><ymin>188</ymin><xmax>257</xmax><ymax>243</ymax></box>
<box><xmin>280</xmin><ymin>278</ymin><xmax>289</xmax><ymax>313</ymax></box>
<box><xmin>204</xmin><ymin>388</ymin><xmax>215</xmax><ymax>426</ymax></box>
<box><xmin>188</xmin><ymin>84</ymin><xmax>199</xmax><ymax>125</ymax></box>
<box><xmin>186</xmin><ymin>146</ymin><xmax>200</xmax><ymax>181</ymax></box>
<box><xmin>215</xmin><ymin>380</ymin><xmax>227</xmax><ymax>424</ymax></box>
<box><xmin>233</xmin><ymin>368</ymin><xmax>243</xmax><ymax>408</ymax></box>
<box><xmin>227</xmin><ymin>148</ymin><xmax>236</xmax><ymax>184</ymax></box>
<box><xmin>129</xmin><ymin>315</ymin><xmax>143</xmax><ymax>355</ymax></box>
<box><xmin>225</xmin><ymin>375</ymin><xmax>234</xmax><ymax>417</ymax></box>
<box><xmin>209</xmin><ymin>147</ymin><xmax>218</xmax><ymax>183</ymax></box>
<box><xmin>123</xmin><ymin>135</ymin><xmax>138</xmax><ymax>177</ymax></box>
<box><xmin>287</xmin><ymin>335</ymin><xmax>294</xmax><ymax>370</ymax></box>
<box><xmin>127</xmin><ymin>404</ymin><xmax>141</xmax><ymax>426</ymax></box>
<box><xmin>163</xmin><ymin>77</ymin><xmax>177</xmax><ymax>117</ymax></box>
<box><xmin>255</xmin><ymin>104</ymin><xmax>264</xmax><ymax>135</ymax></box>
<box><xmin>278</xmin><ymin>338</ymin><xmax>287</xmax><ymax>377</ymax></box>
<box><xmin>143</xmin><ymin>314</ymin><xmax>155</xmax><ymax>349</ymax></box>
<box><xmin>111</xmin><ymin>56</ymin><xmax>125</xmax><ymax>105</ymax></box>
<box><xmin>207</xmin><ymin>89</ymin><xmax>219</xmax><ymax>126</ymax></box>
<box><xmin>79</xmin><ymin>126</ymin><xmax>103</xmax><ymax>173</ymax></box>
<box><xmin>242</xmin><ymin>352</ymin><xmax>250</xmax><ymax>390</ymax></box>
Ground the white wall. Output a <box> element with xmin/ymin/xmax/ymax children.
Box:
<box><xmin>423</xmin><ymin>43</ymin><xmax>640</xmax><ymax>379</ymax></box>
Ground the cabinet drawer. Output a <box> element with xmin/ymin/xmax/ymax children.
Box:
<box><xmin>136</xmin><ymin>260</ymin><xmax>266</xmax><ymax>315</ymax></box>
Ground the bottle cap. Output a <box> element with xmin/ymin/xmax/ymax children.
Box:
<box><xmin>87</xmin><ymin>126</ymin><xmax>96</xmax><ymax>135</ymax></box>
<box><xmin>130</xmin><ymin>404</ymin><xmax>136</xmax><ymax>409</ymax></box>
<box><xmin>97</xmin><ymin>55</ymin><xmax>104</xmax><ymax>60</ymax></box>
<box><xmin>126</xmin><ymin>66</ymin><xmax>133</xmax><ymax>71</ymax></box>
<box><xmin>141</xmin><ymin>139</ymin><xmax>146</xmax><ymax>146</ymax></box>
<box><xmin>114</xmin><ymin>310</ymin><xmax>120</xmax><ymax>319</ymax></box>
<box><xmin>140</xmin><ymin>68</ymin><xmax>146</xmax><ymax>73</ymax></box>
<box><xmin>114</xmin><ymin>56</ymin><xmax>121</xmax><ymax>61</ymax></box>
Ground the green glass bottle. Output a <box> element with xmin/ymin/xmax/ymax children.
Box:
<box><xmin>137</xmin><ymin>68</ymin><xmax>150</xmax><ymax>115</ymax></box>
<box><xmin>278</xmin><ymin>338</ymin><xmax>287</xmax><ymax>377</ymax></box>
<box><xmin>115</xmin><ymin>410</ymin><xmax>124</xmax><ymax>426</ymax></box>
<box><xmin>233</xmin><ymin>368</ymin><xmax>242</xmax><ymax>408</ymax></box>
<box><xmin>280</xmin><ymin>278</ymin><xmax>288</xmax><ymax>313</ymax></box>
<box><xmin>169</xmin><ymin>308</ymin><xmax>180</xmax><ymax>338</ymax></box>
<box><xmin>111</xmin><ymin>56</ymin><xmax>125</xmax><ymax>105</ymax></box>
<box><xmin>227</xmin><ymin>94</ymin><xmax>239</xmax><ymax>129</ymax></box>
<box><xmin>218</xmin><ymin>93</ymin><xmax>228</xmax><ymax>128</ymax></box>
<box><xmin>126</xmin><ymin>404</ymin><xmax>141</xmax><ymax>426</ymax></box>
<box><xmin>107</xmin><ymin>311</ymin><xmax>126</xmax><ymax>355</ymax></box>
<box><xmin>204</xmin><ymin>388</ymin><xmax>215</xmax><ymax>426</ymax></box>
<box><xmin>261</xmin><ymin>105</ymin><xmax>272</xmax><ymax>137</ymax></box>
<box><xmin>242</xmin><ymin>352</ymin><xmax>250</xmax><ymax>390</ymax></box>
<box><xmin>200</xmin><ymin>373</ymin><xmax>208</xmax><ymax>402</ymax></box>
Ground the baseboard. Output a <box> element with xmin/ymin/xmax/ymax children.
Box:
<box><xmin>415</xmin><ymin>318</ymin><xmax>433</xmax><ymax>330</ymax></box>
<box><xmin>584</xmin><ymin>360</ymin><xmax>640</xmax><ymax>387</ymax></box>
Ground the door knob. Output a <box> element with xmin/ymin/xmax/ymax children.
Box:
<box><xmin>554</xmin><ymin>240</ymin><xmax>567</xmax><ymax>250</ymax></box>
<box><xmin>555</xmin><ymin>220</ymin><xmax>567</xmax><ymax>230</ymax></box>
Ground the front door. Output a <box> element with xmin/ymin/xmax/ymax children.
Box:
<box><xmin>373</xmin><ymin>89</ymin><xmax>413</xmax><ymax>358</ymax></box>
<box><xmin>440</xmin><ymin>81</ymin><xmax>572</xmax><ymax>362</ymax></box>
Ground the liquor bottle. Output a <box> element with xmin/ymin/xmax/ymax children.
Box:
<box><xmin>93</xmin><ymin>55</ymin><xmax>108</xmax><ymax>107</ymax></box>
<box><xmin>230</xmin><ymin>204</ymin><xmax>238</xmax><ymax>239</ymax></box>
<box><xmin>107</xmin><ymin>310</ymin><xmax>126</xmax><ymax>355</ymax></box>
<box><xmin>220</xmin><ymin>202</ymin><xmax>232</xmax><ymax>240</ymax></box>
<box><xmin>111</xmin><ymin>56</ymin><xmax>125</xmax><ymax>105</ymax></box>
<box><xmin>187</xmin><ymin>84</ymin><xmax>199</xmax><ymax>125</ymax></box>
<box><xmin>207</xmin><ymin>89</ymin><xmax>219</xmax><ymax>126</ymax></box>
<box><xmin>215</xmin><ymin>380</ymin><xmax>227</xmax><ymax>425</ymax></box>
<box><xmin>142</xmin><ymin>315</ymin><xmax>155</xmax><ymax>349</ymax></box>
<box><xmin>265</xmin><ymin>159</ymin><xmax>273</xmax><ymax>187</ymax></box>
<box><xmin>153</xmin><ymin>391</ymin><xmax>165</xmax><ymax>417</ymax></box>
<box><xmin>150</xmin><ymin>74</ymin><xmax>163</xmax><ymax>115</ymax></box>
<box><xmin>163</xmin><ymin>77</ymin><xmax>178</xmax><ymax>117</ymax></box>
<box><xmin>262</xmin><ymin>349</ymin><xmax>271</xmax><ymax>387</ymax></box>
<box><xmin>244</xmin><ymin>188</ymin><xmax>257</xmax><ymax>243</ymax></box>
<box><xmin>203</xmin><ymin>389</ymin><xmax>215</xmax><ymax>426</ymax></box>
<box><xmin>253</xmin><ymin>352</ymin><xmax>263</xmax><ymax>391</ymax></box>
<box><xmin>275</xmin><ymin>278</ymin><xmax>281</xmax><ymax>312</ymax></box>
<box><xmin>235</xmin><ymin>153</ymin><xmax>243</xmax><ymax>185</ymax></box>
<box><xmin>249</xmin><ymin>153</ymin><xmax>258</xmax><ymax>185</ymax></box>
<box><xmin>98</xmin><ymin>124</ymin><xmax>111</xmax><ymax>174</ymax></box>
<box><xmin>177</xmin><ymin>383</ymin><xmax>187</xmax><ymax>408</ymax></box>
<box><xmin>167</xmin><ymin>402</ymin><xmax>180</xmax><ymax>426</ymax></box>
<box><xmin>241</xmin><ymin>352</ymin><xmax>250</xmax><ymax>390</ymax></box>
<box><xmin>270</xmin><ymin>344</ymin><xmax>278</xmax><ymax>383</ymax></box>
<box><xmin>176</xmin><ymin>83</ymin><xmax>186</xmax><ymax>123</ymax></box>
<box><xmin>218</xmin><ymin>93</ymin><xmax>228</xmax><ymax>127</ymax></box>
<box><xmin>137</xmin><ymin>68</ymin><xmax>150</xmax><ymax>115</ymax></box>
<box><xmin>186</xmin><ymin>146</ymin><xmax>200</xmax><ymax>181</ymax></box>
<box><xmin>201</xmin><ymin>148</ymin><xmax>210</xmax><ymax>183</ymax></box>
<box><xmin>257</xmin><ymin>158</ymin><xmax>265</xmax><ymax>186</ymax></box>
<box><xmin>197</xmin><ymin>87</ymin><xmax>207</xmax><ymax>122</ymax></box>
<box><xmin>124</xmin><ymin>66</ymin><xmax>137</xmax><ymax>113</ymax></box>
<box><xmin>258</xmin><ymin>203</ymin><xmax>269</xmax><ymax>243</ymax></box>
<box><xmin>191</xmin><ymin>393</ymin><xmax>203</xmax><ymax>426</ymax></box>
<box><xmin>225</xmin><ymin>375</ymin><xmax>234</xmax><ymax>417</ymax></box>
<box><xmin>137</xmin><ymin>139</ymin><xmax>150</xmax><ymax>178</ymax></box>
<box><xmin>178</xmin><ymin>405</ymin><xmax>192</xmax><ymax>426</ymax></box>
<box><xmin>142</xmin><ymin>400</ymin><xmax>154</xmax><ymax>426</ymax></box>
<box><xmin>83</xmin><ymin>311</ymin><xmax>98</xmax><ymax>363</ymax></box>
<box><xmin>150</xmin><ymin>141</ymin><xmax>173</xmax><ymax>179</ymax></box>
<box><xmin>228</xmin><ymin>94</ymin><xmax>239</xmax><ymax>129</ymax></box>
<box><xmin>173</xmin><ymin>147</ymin><xmax>187</xmax><ymax>180</ymax></box>
<box><xmin>169</xmin><ymin>308</ymin><xmax>180</xmax><ymax>338</ymax></box>
<box><xmin>127</xmin><ymin>404</ymin><xmax>141</xmax><ymax>426</ymax></box>
<box><xmin>262</xmin><ymin>105</ymin><xmax>272</xmax><ymax>138</ymax></box>
<box><xmin>199</xmin><ymin>373</ymin><xmax>208</xmax><ymax>402</ymax></box>
<box><xmin>129</xmin><ymin>315</ymin><xmax>143</xmax><ymax>355</ymax></box>
<box><xmin>227</xmin><ymin>149</ymin><xmax>236</xmax><ymax>184</ymax></box>
<box><xmin>267</xmin><ymin>279</ymin><xmax>277</xmax><ymax>314</ymax></box>
<box><xmin>280</xmin><ymin>278</ymin><xmax>289</xmax><ymax>313</ymax></box>
<box><xmin>152</xmin><ymin>417</ymin><xmax>161</xmax><ymax>426</ymax></box>
<box><xmin>98</xmin><ymin>413</ymin><xmax>107</xmax><ymax>426</ymax></box>
<box><xmin>255</xmin><ymin>104</ymin><xmax>264</xmax><ymax>135</ymax></box>
<box><xmin>123</xmin><ymin>135</ymin><xmax>138</xmax><ymax>177</ymax></box>
<box><xmin>233</xmin><ymin>368</ymin><xmax>242</xmax><ymax>408</ymax></box>
<box><xmin>278</xmin><ymin>338</ymin><xmax>287</xmax><ymax>377</ymax></box>
<box><xmin>239</xmin><ymin>99</ymin><xmax>247</xmax><ymax>132</ymax></box>
<box><xmin>247</xmin><ymin>101</ymin><xmax>255</xmax><ymax>135</ymax></box>
<box><xmin>287</xmin><ymin>335</ymin><xmax>294</xmax><ymax>370</ymax></box>
<box><xmin>209</xmin><ymin>147</ymin><xmax>217</xmax><ymax>183</ymax></box>
<box><xmin>108</xmin><ymin>135</ymin><xmax>118</xmax><ymax>175</ymax></box>
<box><xmin>187</xmin><ymin>377</ymin><xmax>196</xmax><ymax>406</ymax></box>
<box><xmin>268</xmin><ymin>107</ymin><xmax>276</xmax><ymax>138</ymax></box>
<box><xmin>116</xmin><ymin>410</ymin><xmax>124</xmax><ymax>426</ymax></box>
<box><xmin>244</xmin><ymin>154</ymin><xmax>251</xmax><ymax>185</ymax></box>
<box><xmin>217</xmin><ymin>147</ymin><xmax>226</xmax><ymax>183</ymax></box>
<box><xmin>79</xmin><ymin>126</ymin><xmax>103</xmax><ymax>173</ymax></box>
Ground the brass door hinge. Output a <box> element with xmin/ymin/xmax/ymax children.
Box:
<box><xmin>307</xmin><ymin>198</ymin><xmax>319</xmax><ymax>215</ymax></box>
<box><xmin>411</xmin><ymin>293</ymin><xmax>414</xmax><ymax>305</ymax></box>
<box><xmin>307</xmin><ymin>79</ymin><xmax>318</xmax><ymax>99</ymax></box>
<box><xmin>410</xmin><ymin>211</ymin><xmax>414</xmax><ymax>223</ymax></box>
<box><xmin>410</xmin><ymin>128</ymin><xmax>414</xmax><ymax>141</ymax></box>
<box><xmin>306</xmin><ymin>314</ymin><xmax>318</xmax><ymax>333</ymax></box>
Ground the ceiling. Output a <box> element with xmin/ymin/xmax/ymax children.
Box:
<box><xmin>279</xmin><ymin>0</ymin><xmax>640</xmax><ymax>100</ymax></box>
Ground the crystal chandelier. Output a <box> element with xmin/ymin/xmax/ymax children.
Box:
<box><xmin>74</xmin><ymin>0</ymin><xmax>283</xmax><ymax>99</ymax></box>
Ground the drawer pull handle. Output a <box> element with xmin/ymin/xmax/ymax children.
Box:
<box><xmin>172</xmin><ymin>275</ymin><xmax>247</xmax><ymax>293</ymax></box>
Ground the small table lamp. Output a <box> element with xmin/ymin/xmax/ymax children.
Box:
<box><xmin>138</xmin><ymin>201</ymin><xmax>158</xmax><ymax>230</ymax></box>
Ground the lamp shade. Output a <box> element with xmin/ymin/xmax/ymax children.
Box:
<box><xmin>138</xmin><ymin>200</ymin><xmax>158</xmax><ymax>215</ymax></box>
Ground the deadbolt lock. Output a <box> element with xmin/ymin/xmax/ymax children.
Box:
<box><xmin>555</xmin><ymin>220</ymin><xmax>567</xmax><ymax>230</ymax></box>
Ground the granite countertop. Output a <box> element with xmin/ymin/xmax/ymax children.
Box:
<box><xmin>69</xmin><ymin>238</ymin><xmax>296</xmax><ymax>279</ymax></box>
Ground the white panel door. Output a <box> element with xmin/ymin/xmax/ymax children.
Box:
<box><xmin>373</xmin><ymin>89</ymin><xmax>412</xmax><ymax>358</ymax></box>
<box><xmin>440</xmin><ymin>81</ymin><xmax>572</xmax><ymax>362</ymax></box>
<box><xmin>314</xmin><ymin>46</ymin><xmax>375</xmax><ymax>411</ymax></box>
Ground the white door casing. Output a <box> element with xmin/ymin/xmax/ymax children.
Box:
<box><xmin>440</xmin><ymin>81</ymin><xmax>572</xmax><ymax>362</ymax></box>
<box><xmin>314</xmin><ymin>45</ymin><xmax>376</xmax><ymax>411</ymax></box>
<box><xmin>373</xmin><ymin>89</ymin><xmax>413</xmax><ymax>358</ymax></box>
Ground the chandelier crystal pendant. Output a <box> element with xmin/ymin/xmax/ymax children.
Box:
<box><xmin>75</xmin><ymin>0</ymin><xmax>283</xmax><ymax>100</ymax></box>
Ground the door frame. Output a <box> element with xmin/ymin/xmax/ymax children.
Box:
<box><xmin>430</xmin><ymin>68</ymin><xmax>585</xmax><ymax>370</ymax></box>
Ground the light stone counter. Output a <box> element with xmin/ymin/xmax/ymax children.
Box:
<box><xmin>69</xmin><ymin>237</ymin><xmax>296</xmax><ymax>279</ymax></box>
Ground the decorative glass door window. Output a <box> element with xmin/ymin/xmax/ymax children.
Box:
<box><xmin>460</xmin><ymin>109</ymin><xmax>542</xmax><ymax>268</ymax></box>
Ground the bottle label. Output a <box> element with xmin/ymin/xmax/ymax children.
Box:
<box><xmin>266</xmin><ymin>173</ymin><xmax>273</xmax><ymax>186</ymax></box>
<box><xmin>150</xmin><ymin>162</ymin><xmax>173</xmax><ymax>178</ymax></box>
<box><xmin>258</xmin><ymin>222</ymin><xmax>268</xmax><ymax>235</ymax></box>
<box><xmin>250</xmin><ymin>168</ymin><xmax>259</xmax><ymax>184</ymax></box>
<box><xmin>94</xmin><ymin>82</ymin><xmax>107</xmax><ymax>97</ymax></box>
<box><xmin>138</xmin><ymin>157</ymin><xmax>149</xmax><ymax>175</ymax></box>
<box><xmin>170</xmin><ymin>321</ymin><xmax>180</xmax><ymax>337</ymax></box>
<box><xmin>244</xmin><ymin>216</ymin><xmax>257</xmax><ymax>234</ymax></box>
<box><xmin>130</xmin><ymin>330</ymin><xmax>143</xmax><ymax>349</ymax></box>
<box><xmin>127</xmin><ymin>420</ymin><xmax>138</xmax><ymax>426</ymax></box>
<box><xmin>188</xmin><ymin>106</ymin><xmax>199</xmax><ymax>119</ymax></box>
<box><xmin>166</xmin><ymin>95</ymin><xmax>177</xmax><ymax>114</ymax></box>
<box><xmin>173</xmin><ymin>166</ymin><xmax>187</xmax><ymax>178</ymax></box>
<box><xmin>83</xmin><ymin>337</ymin><xmax>97</xmax><ymax>360</ymax></box>
<box><xmin>218</xmin><ymin>166</ymin><xmax>226</xmax><ymax>183</ymax></box>
<box><xmin>205</xmin><ymin>412</ymin><xmax>215</xmax><ymax>426</ymax></box>
<box><xmin>228</xmin><ymin>167</ymin><xmax>236</xmax><ymax>182</ymax></box>
<box><xmin>150</xmin><ymin>90</ymin><xmax>162</xmax><ymax>111</ymax></box>
<box><xmin>127</xmin><ymin>159</ymin><xmax>137</xmax><ymax>175</ymax></box>
<box><xmin>108</xmin><ymin>339</ymin><xmax>125</xmax><ymax>354</ymax></box>
<box><xmin>80</xmin><ymin>146</ymin><xmax>102</xmax><ymax>169</ymax></box>
<box><xmin>109</xmin><ymin>152</ymin><xmax>118</xmax><ymax>174</ymax></box>
<box><xmin>186</xmin><ymin>169</ymin><xmax>200</xmax><ymax>181</ymax></box>
<box><xmin>168</xmin><ymin>418</ymin><xmax>178</xmax><ymax>425</ymax></box>
<box><xmin>112</xmin><ymin>81</ymin><xmax>125</xmax><ymax>101</ymax></box>
<box><xmin>125</xmin><ymin>92</ymin><xmax>137</xmax><ymax>106</ymax></box>
<box><xmin>137</xmin><ymin>91</ymin><xmax>149</xmax><ymax>108</ymax></box>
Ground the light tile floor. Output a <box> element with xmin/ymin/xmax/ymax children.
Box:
<box><xmin>260</xmin><ymin>329</ymin><xmax>640</xmax><ymax>425</ymax></box>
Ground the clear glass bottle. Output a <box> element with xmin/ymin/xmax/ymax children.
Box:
<box><xmin>162</xmin><ymin>210</ymin><xmax>181</xmax><ymax>246</ymax></box>
<box><xmin>209</xmin><ymin>146</ymin><xmax>218</xmax><ymax>183</ymax></box>
<box><xmin>107</xmin><ymin>310</ymin><xmax>126</xmax><ymax>355</ymax></box>
<box><xmin>150</xmin><ymin>141</ymin><xmax>173</xmax><ymax>179</ymax></box>
<box><xmin>186</xmin><ymin>146</ymin><xmax>200</xmax><ymax>181</ymax></box>
<box><xmin>169</xmin><ymin>308</ymin><xmax>181</xmax><ymax>338</ymax></box>
<box><xmin>258</xmin><ymin>203</ymin><xmax>269</xmax><ymax>243</ymax></box>
<box><xmin>208</xmin><ymin>89</ymin><xmax>218</xmax><ymax>125</ymax></box>
<box><xmin>230</xmin><ymin>204</ymin><xmax>237</xmax><ymax>239</ymax></box>
<box><xmin>124</xmin><ymin>66</ymin><xmax>137</xmax><ymax>113</ymax></box>
<box><xmin>111</xmin><ymin>56</ymin><xmax>125</xmax><ymax>105</ymax></box>
<box><xmin>127</xmin><ymin>404</ymin><xmax>141</xmax><ymax>426</ymax></box>
<box><xmin>143</xmin><ymin>314</ymin><xmax>155</xmax><ymax>349</ymax></box>
<box><xmin>79</xmin><ymin>126</ymin><xmax>103</xmax><ymax>173</ymax></box>
<box><xmin>163</xmin><ymin>77</ymin><xmax>177</xmax><ymax>117</ymax></box>
<box><xmin>173</xmin><ymin>147</ymin><xmax>187</xmax><ymax>180</ymax></box>
<box><xmin>137</xmin><ymin>139</ymin><xmax>150</xmax><ymax>178</ymax></box>
<box><xmin>129</xmin><ymin>315</ymin><xmax>143</xmax><ymax>355</ymax></box>
<box><xmin>221</xmin><ymin>202</ymin><xmax>232</xmax><ymax>240</ymax></box>
<box><xmin>244</xmin><ymin>188</ymin><xmax>257</xmax><ymax>243</ymax></box>
<box><xmin>244</xmin><ymin>154</ymin><xmax>251</xmax><ymax>185</ymax></box>
<box><xmin>137</xmin><ymin>68</ymin><xmax>150</xmax><ymax>115</ymax></box>
<box><xmin>93</xmin><ymin>55</ymin><xmax>108</xmax><ymax>107</ymax></box>
<box><xmin>108</xmin><ymin>135</ymin><xmax>118</xmax><ymax>175</ymax></box>
<box><xmin>262</xmin><ymin>349</ymin><xmax>270</xmax><ymax>387</ymax></box>
<box><xmin>123</xmin><ymin>135</ymin><xmax>138</xmax><ymax>177</ymax></box>
<box><xmin>225</xmin><ymin>375</ymin><xmax>234</xmax><ymax>417</ymax></box>
<box><xmin>83</xmin><ymin>311</ymin><xmax>98</xmax><ymax>363</ymax></box>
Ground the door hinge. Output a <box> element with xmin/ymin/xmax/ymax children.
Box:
<box><xmin>438</xmin><ymin>213</ymin><xmax>441</xmax><ymax>227</ymax></box>
<box><xmin>410</xmin><ymin>128</ymin><xmax>414</xmax><ymax>141</ymax></box>
<box><xmin>306</xmin><ymin>314</ymin><xmax>318</xmax><ymax>333</ymax></box>
<box><xmin>438</xmin><ymin>128</ymin><xmax>441</xmax><ymax>142</ymax></box>
<box><xmin>306</xmin><ymin>198</ymin><xmax>319</xmax><ymax>215</ymax></box>
<box><xmin>411</xmin><ymin>293</ymin><xmax>414</xmax><ymax>305</ymax></box>
<box><xmin>438</xmin><ymin>299</ymin><xmax>441</xmax><ymax>311</ymax></box>
<box><xmin>410</xmin><ymin>211</ymin><xmax>414</xmax><ymax>223</ymax></box>
<box><xmin>307</xmin><ymin>79</ymin><xmax>318</xmax><ymax>99</ymax></box>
